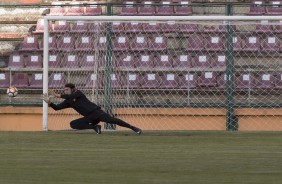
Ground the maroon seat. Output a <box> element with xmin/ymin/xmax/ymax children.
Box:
<box><xmin>117</xmin><ymin>53</ymin><xmax>135</xmax><ymax>68</ymax></box>
<box><xmin>97</xmin><ymin>36</ymin><xmax>107</xmax><ymax>51</ymax></box>
<box><xmin>254</xmin><ymin>20</ymin><xmax>273</xmax><ymax>33</ymax></box>
<box><xmin>49</xmin><ymin>73</ymin><xmax>65</xmax><ymax>89</ymax></box>
<box><xmin>179</xmin><ymin>23</ymin><xmax>198</xmax><ymax>33</ymax></box>
<box><xmin>62</xmin><ymin>54</ymin><xmax>80</xmax><ymax>68</ymax></box>
<box><xmin>136</xmin><ymin>53</ymin><xmax>153</xmax><ymax>68</ymax></box>
<box><xmin>275</xmin><ymin>73</ymin><xmax>282</xmax><ymax>89</ymax></box>
<box><xmin>57</xmin><ymin>35</ymin><xmax>75</xmax><ymax>51</ymax></box>
<box><xmin>0</xmin><ymin>73</ymin><xmax>10</xmax><ymax>88</ymax></box>
<box><xmin>141</xmin><ymin>73</ymin><xmax>161</xmax><ymax>89</ymax></box>
<box><xmin>217</xmin><ymin>73</ymin><xmax>227</xmax><ymax>89</ymax></box>
<box><xmin>84</xmin><ymin>4</ymin><xmax>102</xmax><ymax>16</ymax></box>
<box><xmin>154</xmin><ymin>54</ymin><xmax>173</xmax><ymax>68</ymax></box>
<box><xmin>110</xmin><ymin>73</ymin><xmax>124</xmax><ymax>89</ymax></box>
<box><xmin>33</xmin><ymin>19</ymin><xmax>53</xmax><ymax>34</ymax></box>
<box><xmin>186</xmin><ymin>34</ymin><xmax>204</xmax><ymax>52</ymax></box>
<box><xmin>75</xmin><ymin>35</ymin><xmax>94</xmax><ymax>51</ymax></box>
<box><xmin>248</xmin><ymin>0</ymin><xmax>266</xmax><ymax>15</ymax></box>
<box><xmin>52</xmin><ymin>20</ymin><xmax>70</xmax><ymax>33</ymax></box>
<box><xmin>193</xmin><ymin>55</ymin><xmax>212</xmax><ymax>68</ymax></box>
<box><xmin>179</xmin><ymin>73</ymin><xmax>198</xmax><ymax>89</ymax></box>
<box><xmin>111</xmin><ymin>22</ymin><xmax>124</xmax><ymax>33</ymax></box>
<box><xmin>243</xmin><ymin>36</ymin><xmax>260</xmax><ymax>52</ymax></box>
<box><xmin>125</xmin><ymin>22</ymin><xmax>143</xmax><ymax>33</ymax></box>
<box><xmin>112</xmin><ymin>35</ymin><xmax>130</xmax><ymax>51</ymax></box>
<box><xmin>26</xmin><ymin>54</ymin><xmax>43</xmax><ymax>68</ymax></box>
<box><xmin>213</xmin><ymin>54</ymin><xmax>226</xmax><ymax>68</ymax></box>
<box><xmin>232</xmin><ymin>36</ymin><xmax>243</xmax><ymax>52</ymax></box>
<box><xmin>20</xmin><ymin>36</ymin><xmax>39</xmax><ymax>51</ymax></box>
<box><xmin>139</xmin><ymin>1</ymin><xmax>156</xmax><ymax>15</ymax></box>
<box><xmin>120</xmin><ymin>1</ymin><xmax>138</xmax><ymax>15</ymax></box>
<box><xmin>161</xmin><ymin>21</ymin><xmax>179</xmax><ymax>33</ymax></box>
<box><xmin>8</xmin><ymin>53</ymin><xmax>24</xmax><ymax>68</ymax></box>
<box><xmin>205</xmin><ymin>35</ymin><xmax>225</xmax><ymax>52</ymax></box>
<box><xmin>150</xmin><ymin>36</ymin><xmax>167</xmax><ymax>51</ymax></box>
<box><xmin>49</xmin><ymin>2</ymin><xmax>67</xmax><ymax>16</ymax></box>
<box><xmin>66</xmin><ymin>2</ymin><xmax>83</xmax><ymax>16</ymax></box>
<box><xmin>80</xmin><ymin>54</ymin><xmax>96</xmax><ymax>69</ymax></box>
<box><xmin>218</xmin><ymin>24</ymin><xmax>236</xmax><ymax>33</ymax></box>
<box><xmin>39</xmin><ymin>35</ymin><xmax>57</xmax><ymax>51</ymax></box>
<box><xmin>85</xmin><ymin>73</ymin><xmax>103</xmax><ymax>89</ymax></box>
<box><xmin>130</xmin><ymin>35</ymin><xmax>149</xmax><ymax>51</ymax></box>
<box><xmin>29</xmin><ymin>73</ymin><xmax>43</xmax><ymax>89</ymax></box>
<box><xmin>266</xmin><ymin>0</ymin><xmax>282</xmax><ymax>15</ymax></box>
<box><xmin>256</xmin><ymin>73</ymin><xmax>275</xmax><ymax>89</ymax></box>
<box><xmin>124</xmin><ymin>73</ymin><xmax>141</xmax><ymax>89</ymax></box>
<box><xmin>88</xmin><ymin>22</ymin><xmax>106</xmax><ymax>33</ymax></box>
<box><xmin>235</xmin><ymin>73</ymin><xmax>256</xmax><ymax>89</ymax></box>
<box><xmin>261</xmin><ymin>36</ymin><xmax>280</xmax><ymax>52</ymax></box>
<box><xmin>143</xmin><ymin>22</ymin><xmax>161</xmax><ymax>33</ymax></box>
<box><xmin>12</xmin><ymin>73</ymin><xmax>29</xmax><ymax>88</ymax></box>
<box><xmin>48</xmin><ymin>53</ymin><xmax>61</xmax><ymax>68</ymax></box>
<box><xmin>156</xmin><ymin>0</ymin><xmax>174</xmax><ymax>16</ymax></box>
<box><xmin>70</xmin><ymin>21</ymin><xmax>89</xmax><ymax>33</ymax></box>
<box><xmin>198</xmin><ymin>72</ymin><xmax>217</xmax><ymax>87</ymax></box>
<box><xmin>160</xmin><ymin>73</ymin><xmax>179</xmax><ymax>89</ymax></box>
<box><xmin>174</xmin><ymin>0</ymin><xmax>193</xmax><ymax>15</ymax></box>
<box><xmin>174</xmin><ymin>53</ymin><xmax>192</xmax><ymax>68</ymax></box>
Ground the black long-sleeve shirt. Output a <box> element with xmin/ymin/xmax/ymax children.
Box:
<box><xmin>49</xmin><ymin>90</ymin><xmax>101</xmax><ymax>116</ymax></box>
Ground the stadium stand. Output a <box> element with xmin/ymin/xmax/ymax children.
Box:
<box><xmin>124</xmin><ymin>22</ymin><xmax>143</xmax><ymax>33</ymax></box>
<box><xmin>174</xmin><ymin>53</ymin><xmax>192</xmax><ymax>68</ymax></box>
<box><xmin>70</xmin><ymin>21</ymin><xmax>89</xmax><ymax>33</ymax></box>
<box><xmin>39</xmin><ymin>35</ymin><xmax>57</xmax><ymax>51</ymax></box>
<box><xmin>266</xmin><ymin>0</ymin><xmax>282</xmax><ymax>15</ymax></box>
<box><xmin>143</xmin><ymin>22</ymin><xmax>161</xmax><ymax>33</ymax></box>
<box><xmin>56</xmin><ymin>35</ymin><xmax>75</xmax><ymax>51</ymax></box>
<box><xmin>110</xmin><ymin>73</ymin><xmax>124</xmax><ymax>89</ymax></box>
<box><xmin>29</xmin><ymin>73</ymin><xmax>43</xmax><ymax>89</ymax></box>
<box><xmin>235</xmin><ymin>73</ymin><xmax>256</xmax><ymax>89</ymax></box>
<box><xmin>141</xmin><ymin>73</ymin><xmax>162</xmax><ymax>89</ymax></box>
<box><xmin>26</xmin><ymin>54</ymin><xmax>43</xmax><ymax>68</ymax></box>
<box><xmin>161</xmin><ymin>21</ymin><xmax>180</xmax><ymax>33</ymax></box>
<box><xmin>8</xmin><ymin>53</ymin><xmax>25</xmax><ymax>69</ymax></box>
<box><xmin>193</xmin><ymin>55</ymin><xmax>212</xmax><ymax>68</ymax></box>
<box><xmin>112</xmin><ymin>35</ymin><xmax>130</xmax><ymax>51</ymax></box>
<box><xmin>12</xmin><ymin>73</ymin><xmax>29</xmax><ymax>88</ymax></box>
<box><xmin>256</xmin><ymin>73</ymin><xmax>275</xmax><ymax>89</ymax></box>
<box><xmin>85</xmin><ymin>73</ymin><xmax>102</xmax><ymax>89</ymax></box>
<box><xmin>66</xmin><ymin>2</ymin><xmax>84</xmax><ymax>16</ymax></box>
<box><xmin>48</xmin><ymin>52</ymin><xmax>61</xmax><ymax>68</ymax></box>
<box><xmin>243</xmin><ymin>36</ymin><xmax>261</xmax><ymax>52</ymax></box>
<box><xmin>49</xmin><ymin>1</ymin><xmax>67</xmax><ymax>16</ymax></box>
<box><xmin>156</xmin><ymin>0</ymin><xmax>174</xmax><ymax>16</ymax></box>
<box><xmin>248</xmin><ymin>0</ymin><xmax>266</xmax><ymax>15</ymax></box>
<box><xmin>20</xmin><ymin>36</ymin><xmax>39</xmax><ymax>51</ymax></box>
<box><xmin>75</xmin><ymin>35</ymin><xmax>94</xmax><ymax>51</ymax></box>
<box><xmin>139</xmin><ymin>1</ymin><xmax>156</xmax><ymax>16</ymax></box>
<box><xmin>186</xmin><ymin>34</ymin><xmax>205</xmax><ymax>52</ymax></box>
<box><xmin>131</xmin><ymin>35</ymin><xmax>149</xmax><ymax>51</ymax></box>
<box><xmin>198</xmin><ymin>72</ymin><xmax>217</xmax><ymax>87</ymax></box>
<box><xmin>120</xmin><ymin>1</ymin><xmax>138</xmax><ymax>15</ymax></box>
<box><xmin>48</xmin><ymin>73</ymin><xmax>65</xmax><ymax>88</ymax></box>
<box><xmin>254</xmin><ymin>20</ymin><xmax>273</xmax><ymax>33</ymax></box>
<box><xmin>213</xmin><ymin>54</ymin><xmax>226</xmax><ymax>68</ymax></box>
<box><xmin>116</xmin><ymin>53</ymin><xmax>135</xmax><ymax>68</ymax></box>
<box><xmin>261</xmin><ymin>36</ymin><xmax>280</xmax><ymax>52</ymax></box>
<box><xmin>52</xmin><ymin>20</ymin><xmax>70</xmax><ymax>33</ymax></box>
<box><xmin>124</xmin><ymin>73</ymin><xmax>141</xmax><ymax>89</ymax></box>
<box><xmin>174</xmin><ymin>0</ymin><xmax>193</xmax><ymax>15</ymax></box>
<box><xmin>160</xmin><ymin>73</ymin><xmax>179</xmax><ymax>89</ymax></box>
<box><xmin>179</xmin><ymin>73</ymin><xmax>198</xmax><ymax>89</ymax></box>
<box><xmin>62</xmin><ymin>54</ymin><xmax>80</xmax><ymax>68</ymax></box>
<box><xmin>150</xmin><ymin>36</ymin><xmax>168</xmax><ymax>51</ymax></box>
<box><xmin>154</xmin><ymin>54</ymin><xmax>173</xmax><ymax>68</ymax></box>
<box><xmin>80</xmin><ymin>54</ymin><xmax>96</xmax><ymax>68</ymax></box>
<box><xmin>205</xmin><ymin>35</ymin><xmax>225</xmax><ymax>52</ymax></box>
<box><xmin>84</xmin><ymin>4</ymin><xmax>102</xmax><ymax>16</ymax></box>
<box><xmin>136</xmin><ymin>53</ymin><xmax>153</xmax><ymax>68</ymax></box>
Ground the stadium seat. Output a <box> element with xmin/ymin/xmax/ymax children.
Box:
<box><xmin>57</xmin><ymin>35</ymin><xmax>75</xmax><ymax>51</ymax></box>
<box><xmin>161</xmin><ymin>21</ymin><xmax>179</xmax><ymax>33</ymax></box>
<box><xmin>80</xmin><ymin>54</ymin><xmax>96</xmax><ymax>69</ymax></box>
<box><xmin>218</xmin><ymin>24</ymin><xmax>236</xmax><ymax>33</ymax></box>
<box><xmin>110</xmin><ymin>73</ymin><xmax>124</xmax><ymax>89</ymax></box>
<box><xmin>125</xmin><ymin>22</ymin><xmax>143</xmax><ymax>33</ymax></box>
<box><xmin>174</xmin><ymin>0</ymin><xmax>193</xmax><ymax>15</ymax></box>
<box><xmin>39</xmin><ymin>35</ymin><xmax>57</xmax><ymax>51</ymax></box>
<box><xmin>179</xmin><ymin>73</ymin><xmax>198</xmax><ymax>89</ymax></box>
<box><xmin>111</xmin><ymin>22</ymin><xmax>124</xmax><ymax>33</ymax></box>
<box><xmin>120</xmin><ymin>1</ymin><xmax>138</xmax><ymax>15</ymax></box>
<box><xmin>66</xmin><ymin>2</ymin><xmax>84</xmax><ymax>16</ymax></box>
<box><xmin>202</xmin><ymin>26</ymin><xmax>218</xmax><ymax>33</ymax></box>
<box><xmin>160</xmin><ymin>73</ymin><xmax>179</xmax><ymax>89</ymax></box>
<box><xmin>131</xmin><ymin>35</ymin><xmax>149</xmax><ymax>51</ymax></box>
<box><xmin>52</xmin><ymin>20</ymin><xmax>70</xmax><ymax>33</ymax></box>
<box><xmin>70</xmin><ymin>21</ymin><xmax>89</xmax><ymax>33</ymax></box>
<box><xmin>88</xmin><ymin>22</ymin><xmax>106</xmax><ymax>33</ymax></box>
<box><xmin>154</xmin><ymin>54</ymin><xmax>173</xmax><ymax>68</ymax></box>
<box><xmin>198</xmin><ymin>72</ymin><xmax>217</xmax><ymax>87</ymax></box>
<box><xmin>112</xmin><ymin>35</ymin><xmax>130</xmax><ymax>51</ymax></box>
<box><xmin>124</xmin><ymin>73</ymin><xmax>141</xmax><ymax>89</ymax></box>
<box><xmin>156</xmin><ymin>0</ymin><xmax>174</xmax><ymax>15</ymax></box>
<box><xmin>29</xmin><ymin>73</ymin><xmax>43</xmax><ymax>89</ymax></box>
<box><xmin>205</xmin><ymin>35</ymin><xmax>225</xmax><ymax>52</ymax></box>
<box><xmin>139</xmin><ymin>1</ymin><xmax>156</xmax><ymax>15</ymax></box>
<box><xmin>48</xmin><ymin>53</ymin><xmax>61</xmax><ymax>68</ymax></box>
<box><xmin>75</xmin><ymin>35</ymin><xmax>94</xmax><ymax>51</ymax></box>
<box><xmin>235</xmin><ymin>73</ymin><xmax>256</xmax><ymax>89</ymax></box>
<box><xmin>20</xmin><ymin>36</ymin><xmax>39</xmax><ymax>51</ymax></box>
<box><xmin>193</xmin><ymin>55</ymin><xmax>212</xmax><ymax>68</ymax></box>
<box><xmin>248</xmin><ymin>0</ymin><xmax>266</xmax><ymax>15</ymax></box>
<box><xmin>179</xmin><ymin>23</ymin><xmax>198</xmax><ymax>33</ymax></box>
<box><xmin>33</xmin><ymin>19</ymin><xmax>53</xmax><ymax>34</ymax></box>
<box><xmin>49</xmin><ymin>2</ymin><xmax>67</xmax><ymax>16</ymax></box>
<box><xmin>136</xmin><ymin>53</ymin><xmax>153</xmax><ymax>68</ymax></box>
<box><xmin>12</xmin><ymin>73</ymin><xmax>29</xmax><ymax>88</ymax></box>
<box><xmin>213</xmin><ymin>54</ymin><xmax>226</xmax><ymax>68</ymax></box>
<box><xmin>143</xmin><ymin>22</ymin><xmax>161</xmax><ymax>33</ymax></box>
<box><xmin>254</xmin><ymin>20</ymin><xmax>273</xmax><ymax>33</ymax></box>
<box><xmin>49</xmin><ymin>73</ymin><xmax>65</xmax><ymax>89</ymax></box>
<box><xmin>8</xmin><ymin>53</ymin><xmax>24</xmax><ymax>68</ymax></box>
<box><xmin>0</xmin><ymin>73</ymin><xmax>10</xmax><ymax>88</ymax></box>
<box><xmin>141</xmin><ymin>73</ymin><xmax>161</xmax><ymax>89</ymax></box>
<box><xmin>62</xmin><ymin>54</ymin><xmax>80</xmax><ymax>68</ymax></box>
<box><xmin>275</xmin><ymin>73</ymin><xmax>282</xmax><ymax>89</ymax></box>
<box><xmin>26</xmin><ymin>54</ymin><xmax>43</xmax><ymax>68</ymax></box>
<box><xmin>243</xmin><ymin>36</ymin><xmax>261</xmax><ymax>52</ymax></box>
<box><xmin>186</xmin><ymin>34</ymin><xmax>205</xmax><ymax>52</ymax></box>
<box><xmin>97</xmin><ymin>36</ymin><xmax>107</xmax><ymax>51</ymax></box>
<box><xmin>256</xmin><ymin>73</ymin><xmax>275</xmax><ymax>89</ymax></box>
<box><xmin>232</xmin><ymin>36</ymin><xmax>243</xmax><ymax>52</ymax></box>
<box><xmin>150</xmin><ymin>36</ymin><xmax>167</xmax><ymax>51</ymax></box>
<box><xmin>261</xmin><ymin>36</ymin><xmax>280</xmax><ymax>52</ymax></box>
<box><xmin>216</xmin><ymin>73</ymin><xmax>227</xmax><ymax>89</ymax></box>
<box><xmin>266</xmin><ymin>0</ymin><xmax>282</xmax><ymax>15</ymax></box>
<box><xmin>84</xmin><ymin>4</ymin><xmax>102</xmax><ymax>16</ymax></box>
<box><xmin>85</xmin><ymin>73</ymin><xmax>102</xmax><ymax>89</ymax></box>
<box><xmin>117</xmin><ymin>53</ymin><xmax>135</xmax><ymax>68</ymax></box>
<box><xmin>174</xmin><ymin>53</ymin><xmax>192</xmax><ymax>68</ymax></box>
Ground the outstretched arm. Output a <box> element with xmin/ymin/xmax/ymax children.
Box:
<box><xmin>49</xmin><ymin>100</ymin><xmax>70</xmax><ymax>111</ymax></box>
<box><xmin>49</xmin><ymin>89</ymin><xmax>83</xmax><ymax>100</ymax></box>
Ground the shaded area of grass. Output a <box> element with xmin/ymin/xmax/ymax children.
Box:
<box><xmin>0</xmin><ymin>131</ymin><xmax>282</xmax><ymax>184</ymax></box>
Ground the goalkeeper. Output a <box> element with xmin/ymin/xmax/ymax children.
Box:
<box><xmin>43</xmin><ymin>83</ymin><xmax>142</xmax><ymax>135</ymax></box>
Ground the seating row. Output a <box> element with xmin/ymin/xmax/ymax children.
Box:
<box><xmin>1</xmin><ymin>72</ymin><xmax>281</xmax><ymax>90</ymax></box>
<box><xmin>248</xmin><ymin>0</ymin><xmax>282</xmax><ymax>15</ymax></box>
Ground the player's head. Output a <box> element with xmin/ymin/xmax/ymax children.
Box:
<box><xmin>64</xmin><ymin>83</ymin><xmax>76</xmax><ymax>94</ymax></box>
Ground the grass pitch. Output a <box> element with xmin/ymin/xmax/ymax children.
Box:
<box><xmin>0</xmin><ymin>130</ymin><xmax>282</xmax><ymax>184</ymax></box>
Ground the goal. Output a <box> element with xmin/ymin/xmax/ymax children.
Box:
<box><xmin>43</xmin><ymin>15</ymin><xmax>282</xmax><ymax>131</ymax></box>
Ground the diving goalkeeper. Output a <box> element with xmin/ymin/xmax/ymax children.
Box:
<box><xmin>43</xmin><ymin>83</ymin><xmax>142</xmax><ymax>135</ymax></box>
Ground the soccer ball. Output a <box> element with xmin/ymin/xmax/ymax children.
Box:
<box><xmin>7</xmin><ymin>86</ymin><xmax>18</xmax><ymax>97</ymax></box>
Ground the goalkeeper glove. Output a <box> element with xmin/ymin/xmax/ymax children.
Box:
<box><xmin>42</xmin><ymin>93</ymin><xmax>50</xmax><ymax>104</ymax></box>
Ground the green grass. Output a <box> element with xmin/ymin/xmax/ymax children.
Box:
<box><xmin>0</xmin><ymin>131</ymin><xmax>282</xmax><ymax>184</ymax></box>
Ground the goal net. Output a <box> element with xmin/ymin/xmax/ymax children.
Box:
<box><xmin>43</xmin><ymin>16</ymin><xmax>282</xmax><ymax>131</ymax></box>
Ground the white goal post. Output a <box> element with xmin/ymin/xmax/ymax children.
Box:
<box><xmin>43</xmin><ymin>15</ymin><xmax>282</xmax><ymax>131</ymax></box>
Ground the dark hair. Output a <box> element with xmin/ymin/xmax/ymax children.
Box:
<box><xmin>65</xmin><ymin>83</ymin><xmax>75</xmax><ymax>89</ymax></box>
